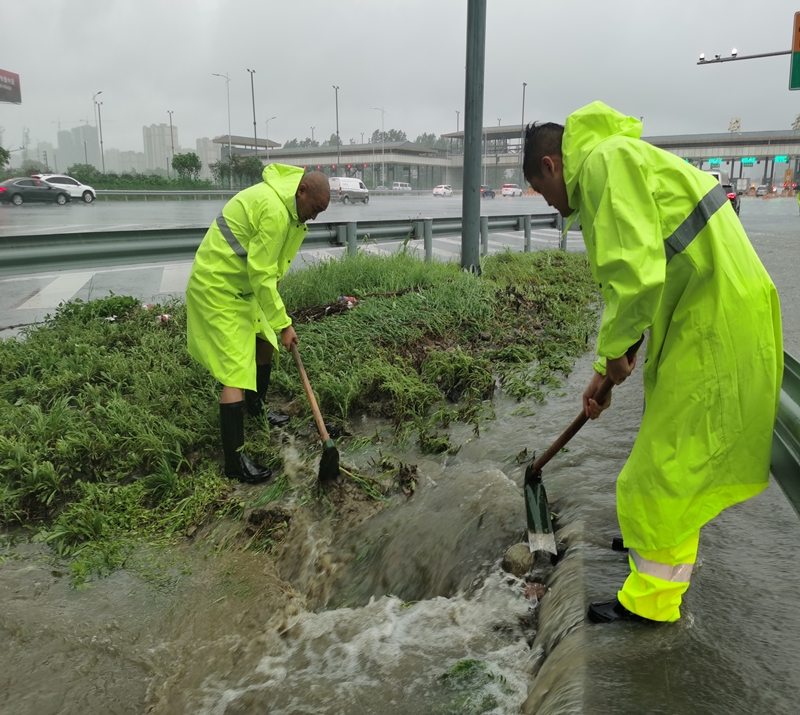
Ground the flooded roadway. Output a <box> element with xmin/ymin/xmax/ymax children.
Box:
<box><xmin>0</xmin><ymin>196</ymin><xmax>798</xmax><ymax>714</ymax></box>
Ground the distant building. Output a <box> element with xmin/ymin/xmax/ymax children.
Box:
<box><xmin>195</xmin><ymin>137</ymin><xmax>221</xmax><ymax>180</ymax></box>
<box><xmin>143</xmin><ymin>123</ymin><xmax>179</xmax><ymax>172</ymax></box>
<box><xmin>105</xmin><ymin>148</ymin><xmax>147</xmax><ymax>174</ymax></box>
<box><xmin>56</xmin><ymin>124</ymin><xmax>101</xmax><ymax>171</ymax></box>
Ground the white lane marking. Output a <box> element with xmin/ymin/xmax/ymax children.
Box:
<box><xmin>17</xmin><ymin>272</ymin><xmax>96</xmax><ymax>310</ymax></box>
<box><xmin>158</xmin><ymin>263</ymin><xmax>193</xmax><ymax>294</ymax></box>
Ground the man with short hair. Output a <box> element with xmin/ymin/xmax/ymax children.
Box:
<box><xmin>523</xmin><ymin>101</ymin><xmax>782</xmax><ymax>624</ymax></box>
<box><xmin>187</xmin><ymin>165</ymin><xmax>330</xmax><ymax>483</ymax></box>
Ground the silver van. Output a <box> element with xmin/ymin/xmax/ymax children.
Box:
<box><xmin>329</xmin><ymin>177</ymin><xmax>369</xmax><ymax>204</ymax></box>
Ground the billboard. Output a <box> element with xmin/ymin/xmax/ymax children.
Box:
<box><xmin>0</xmin><ymin>69</ymin><xmax>21</xmax><ymax>105</ymax></box>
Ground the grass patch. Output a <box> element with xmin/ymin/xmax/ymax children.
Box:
<box><xmin>0</xmin><ymin>250</ymin><xmax>596</xmax><ymax>583</ymax></box>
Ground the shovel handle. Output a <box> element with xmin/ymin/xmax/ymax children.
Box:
<box><xmin>529</xmin><ymin>336</ymin><xmax>643</xmax><ymax>476</ymax></box>
<box><xmin>290</xmin><ymin>344</ymin><xmax>330</xmax><ymax>443</ymax></box>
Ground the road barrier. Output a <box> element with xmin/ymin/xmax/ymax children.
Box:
<box><xmin>773</xmin><ymin>350</ymin><xmax>800</xmax><ymax>519</ymax></box>
<box><xmin>94</xmin><ymin>188</ymin><xmax>459</xmax><ymax>201</ymax></box>
<box><xmin>0</xmin><ymin>212</ymin><xmax>559</xmax><ymax>277</ymax></box>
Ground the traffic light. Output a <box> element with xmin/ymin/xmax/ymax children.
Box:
<box><xmin>363</xmin><ymin>163</ymin><xmax>368</xmax><ymax>168</ymax></box>
<box><xmin>347</xmin><ymin>164</ymin><xmax>351</xmax><ymax>169</ymax></box>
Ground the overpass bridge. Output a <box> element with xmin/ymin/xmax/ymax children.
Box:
<box><xmin>213</xmin><ymin>125</ymin><xmax>800</xmax><ymax>190</ymax></box>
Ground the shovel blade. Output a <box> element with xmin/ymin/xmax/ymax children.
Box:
<box><xmin>525</xmin><ymin>463</ymin><xmax>556</xmax><ymax>554</ymax></box>
<box><xmin>319</xmin><ymin>439</ymin><xmax>340</xmax><ymax>481</ymax></box>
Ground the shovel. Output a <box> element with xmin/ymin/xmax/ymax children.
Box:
<box><xmin>290</xmin><ymin>344</ymin><xmax>340</xmax><ymax>481</ymax></box>
<box><xmin>525</xmin><ymin>338</ymin><xmax>643</xmax><ymax>554</ymax></box>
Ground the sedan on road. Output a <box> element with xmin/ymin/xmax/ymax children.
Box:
<box><xmin>501</xmin><ymin>183</ymin><xmax>523</xmax><ymax>197</ymax></box>
<box><xmin>0</xmin><ymin>178</ymin><xmax>72</xmax><ymax>206</ymax></box>
<box><xmin>432</xmin><ymin>184</ymin><xmax>453</xmax><ymax>197</ymax></box>
<box><xmin>33</xmin><ymin>173</ymin><xmax>96</xmax><ymax>203</ymax></box>
<box><xmin>480</xmin><ymin>185</ymin><xmax>495</xmax><ymax>199</ymax></box>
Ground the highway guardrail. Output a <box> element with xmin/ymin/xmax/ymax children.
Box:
<box><xmin>773</xmin><ymin>350</ymin><xmax>800</xmax><ymax>519</ymax></box>
<box><xmin>0</xmin><ymin>212</ymin><xmax>560</xmax><ymax>277</ymax></box>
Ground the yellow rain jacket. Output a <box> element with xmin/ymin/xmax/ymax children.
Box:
<box><xmin>562</xmin><ymin>102</ymin><xmax>783</xmax><ymax>552</ymax></box>
<box><xmin>186</xmin><ymin>164</ymin><xmax>308</xmax><ymax>391</ymax></box>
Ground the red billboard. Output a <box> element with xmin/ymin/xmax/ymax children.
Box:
<box><xmin>0</xmin><ymin>70</ymin><xmax>21</xmax><ymax>104</ymax></box>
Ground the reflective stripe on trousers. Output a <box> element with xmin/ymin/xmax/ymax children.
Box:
<box><xmin>216</xmin><ymin>211</ymin><xmax>248</xmax><ymax>264</ymax></box>
<box><xmin>618</xmin><ymin>530</ymin><xmax>700</xmax><ymax>622</ymax></box>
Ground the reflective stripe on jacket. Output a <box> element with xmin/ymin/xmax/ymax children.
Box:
<box><xmin>562</xmin><ymin>102</ymin><xmax>783</xmax><ymax>552</ymax></box>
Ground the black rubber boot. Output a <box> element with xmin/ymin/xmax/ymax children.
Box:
<box><xmin>611</xmin><ymin>536</ymin><xmax>628</xmax><ymax>552</ymax></box>
<box><xmin>244</xmin><ymin>364</ymin><xmax>290</xmax><ymax>427</ymax></box>
<box><xmin>219</xmin><ymin>401</ymin><xmax>273</xmax><ymax>483</ymax></box>
<box><xmin>587</xmin><ymin>598</ymin><xmax>658</xmax><ymax>625</ymax></box>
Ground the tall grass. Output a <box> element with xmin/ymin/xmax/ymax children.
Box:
<box><xmin>0</xmin><ymin>250</ymin><xmax>597</xmax><ymax>583</ymax></box>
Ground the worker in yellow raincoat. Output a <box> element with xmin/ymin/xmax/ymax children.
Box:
<box><xmin>186</xmin><ymin>165</ymin><xmax>330</xmax><ymax>483</ymax></box>
<box><xmin>523</xmin><ymin>102</ymin><xmax>783</xmax><ymax>623</ymax></box>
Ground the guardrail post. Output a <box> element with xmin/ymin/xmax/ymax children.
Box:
<box><xmin>347</xmin><ymin>221</ymin><xmax>357</xmax><ymax>257</ymax></box>
<box><xmin>423</xmin><ymin>218</ymin><xmax>433</xmax><ymax>262</ymax></box>
<box><xmin>480</xmin><ymin>215</ymin><xmax>489</xmax><ymax>256</ymax></box>
<box><xmin>524</xmin><ymin>215</ymin><xmax>531</xmax><ymax>252</ymax></box>
<box><xmin>337</xmin><ymin>224</ymin><xmax>346</xmax><ymax>247</ymax></box>
<box><xmin>772</xmin><ymin>351</ymin><xmax>800</xmax><ymax>521</ymax></box>
<box><xmin>557</xmin><ymin>213</ymin><xmax>567</xmax><ymax>251</ymax></box>
<box><xmin>415</xmin><ymin>220</ymin><xmax>423</xmax><ymax>241</ymax></box>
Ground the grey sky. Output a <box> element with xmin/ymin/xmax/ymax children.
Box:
<box><xmin>2</xmin><ymin>0</ymin><xmax>799</xmax><ymax>156</ymax></box>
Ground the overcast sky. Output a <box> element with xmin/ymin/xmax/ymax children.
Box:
<box><xmin>2</xmin><ymin>0</ymin><xmax>800</xmax><ymax>154</ymax></box>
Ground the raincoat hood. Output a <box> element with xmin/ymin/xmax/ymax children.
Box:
<box><xmin>262</xmin><ymin>163</ymin><xmax>305</xmax><ymax>219</ymax></box>
<box><xmin>562</xmin><ymin>101</ymin><xmax>642</xmax><ymax>208</ymax></box>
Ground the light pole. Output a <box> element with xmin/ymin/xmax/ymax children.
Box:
<box><xmin>520</xmin><ymin>82</ymin><xmax>527</xmax><ymax>181</ymax></box>
<box><xmin>167</xmin><ymin>110</ymin><xmax>175</xmax><ymax>162</ymax></box>
<box><xmin>311</xmin><ymin>126</ymin><xmax>315</xmax><ymax>142</ymax></box>
<box><xmin>212</xmin><ymin>72</ymin><xmax>233</xmax><ymax>188</ymax></box>
<box><xmin>96</xmin><ymin>100</ymin><xmax>106</xmax><ymax>174</ymax></box>
<box><xmin>456</xmin><ymin>110</ymin><xmax>460</xmax><ymax>133</ymax></box>
<box><xmin>247</xmin><ymin>68</ymin><xmax>258</xmax><ymax>158</ymax></box>
<box><xmin>361</xmin><ymin>132</ymin><xmax>364</xmax><ymax>144</ymax></box>
<box><xmin>92</xmin><ymin>91</ymin><xmax>103</xmax><ymax>171</ymax></box>
<box><xmin>373</xmin><ymin>106</ymin><xmax>385</xmax><ymax>186</ymax></box>
<box><xmin>265</xmin><ymin>116</ymin><xmax>276</xmax><ymax>162</ymax></box>
<box><xmin>333</xmin><ymin>85</ymin><xmax>340</xmax><ymax>173</ymax></box>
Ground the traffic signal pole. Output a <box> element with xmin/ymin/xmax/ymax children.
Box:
<box><xmin>461</xmin><ymin>0</ymin><xmax>486</xmax><ymax>274</ymax></box>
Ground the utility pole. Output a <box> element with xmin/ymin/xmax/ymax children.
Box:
<box><xmin>373</xmin><ymin>106</ymin><xmax>385</xmax><ymax>186</ymax></box>
<box><xmin>462</xmin><ymin>0</ymin><xmax>486</xmax><ymax>273</ymax></box>
<box><xmin>96</xmin><ymin>100</ymin><xmax>106</xmax><ymax>174</ymax></box>
<box><xmin>212</xmin><ymin>72</ymin><xmax>233</xmax><ymax>189</ymax></box>
<box><xmin>167</xmin><ymin>110</ymin><xmax>175</xmax><ymax>162</ymax></box>
<box><xmin>92</xmin><ymin>91</ymin><xmax>103</xmax><ymax>172</ymax></box>
<box><xmin>520</xmin><ymin>82</ymin><xmax>527</xmax><ymax>183</ymax></box>
<box><xmin>333</xmin><ymin>85</ymin><xmax>340</xmax><ymax>173</ymax></box>
<box><xmin>247</xmin><ymin>68</ymin><xmax>258</xmax><ymax>158</ymax></box>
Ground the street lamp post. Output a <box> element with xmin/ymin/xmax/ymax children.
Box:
<box><xmin>265</xmin><ymin>116</ymin><xmax>276</xmax><ymax>162</ymax></box>
<box><xmin>333</xmin><ymin>85</ymin><xmax>340</xmax><ymax>173</ymax></box>
<box><xmin>456</xmin><ymin>110</ymin><xmax>460</xmax><ymax>133</ymax></box>
<box><xmin>92</xmin><ymin>91</ymin><xmax>103</xmax><ymax>171</ymax></box>
<box><xmin>96</xmin><ymin>100</ymin><xmax>106</xmax><ymax>174</ymax></box>
<box><xmin>167</xmin><ymin>110</ymin><xmax>175</xmax><ymax>162</ymax></box>
<box><xmin>212</xmin><ymin>72</ymin><xmax>233</xmax><ymax>189</ymax></box>
<box><xmin>246</xmin><ymin>68</ymin><xmax>258</xmax><ymax>158</ymax></box>
<box><xmin>520</xmin><ymin>82</ymin><xmax>527</xmax><ymax>182</ymax></box>
<box><xmin>373</xmin><ymin>106</ymin><xmax>385</xmax><ymax>186</ymax></box>
<box><xmin>311</xmin><ymin>126</ymin><xmax>315</xmax><ymax>142</ymax></box>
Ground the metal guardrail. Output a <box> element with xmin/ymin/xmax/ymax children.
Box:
<box><xmin>0</xmin><ymin>212</ymin><xmax>560</xmax><ymax>277</ymax></box>
<box><xmin>773</xmin><ymin>350</ymin><xmax>800</xmax><ymax>519</ymax></box>
<box><xmin>94</xmin><ymin>188</ymin><xmax>461</xmax><ymax>201</ymax></box>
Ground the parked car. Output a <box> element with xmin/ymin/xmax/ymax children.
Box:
<box><xmin>0</xmin><ymin>177</ymin><xmax>72</xmax><ymax>206</ymax></box>
<box><xmin>480</xmin><ymin>185</ymin><xmax>495</xmax><ymax>199</ymax></box>
<box><xmin>432</xmin><ymin>184</ymin><xmax>453</xmax><ymax>197</ymax></box>
<box><xmin>755</xmin><ymin>184</ymin><xmax>768</xmax><ymax>197</ymax></box>
<box><xmin>501</xmin><ymin>183</ymin><xmax>523</xmax><ymax>197</ymax></box>
<box><xmin>722</xmin><ymin>184</ymin><xmax>740</xmax><ymax>216</ymax></box>
<box><xmin>392</xmin><ymin>182</ymin><xmax>412</xmax><ymax>192</ymax></box>
<box><xmin>329</xmin><ymin>176</ymin><xmax>369</xmax><ymax>204</ymax></box>
<box><xmin>32</xmin><ymin>173</ymin><xmax>96</xmax><ymax>203</ymax></box>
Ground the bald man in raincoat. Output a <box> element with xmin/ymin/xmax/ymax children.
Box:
<box><xmin>523</xmin><ymin>102</ymin><xmax>782</xmax><ymax>623</ymax></box>
<box><xmin>186</xmin><ymin>165</ymin><xmax>330</xmax><ymax>483</ymax></box>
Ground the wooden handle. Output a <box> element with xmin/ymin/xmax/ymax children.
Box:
<box><xmin>529</xmin><ymin>336</ymin><xmax>644</xmax><ymax>476</ymax></box>
<box><xmin>290</xmin><ymin>344</ymin><xmax>330</xmax><ymax>442</ymax></box>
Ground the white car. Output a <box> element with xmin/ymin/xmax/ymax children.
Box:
<box><xmin>501</xmin><ymin>183</ymin><xmax>523</xmax><ymax>197</ymax></box>
<box><xmin>32</xmin><ymin>174</ymin><xmax>96</xmax><ymax>203</ymax></box>
<box><xmin>432</xmin><ymin>184</ymin><xmax>453</xmax><ymax>197</ymax></box>
<box><xmin>392</xmin><ymin>182</ymin><xmax>412</xmax><ymax>192</ymax></box>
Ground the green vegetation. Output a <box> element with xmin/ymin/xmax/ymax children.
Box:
<box><xmin>171</xmin><ymin>152</ymin><xmax>202</xmax><ymax>180</ymax></box>
<box><xmin>434</xmin><ymin>659</ymin><xmax>513</xmax><ymax>714</ymax></box>
<box><xmin>67</xmin><ymin>163</ymin><xmax>214</xmax><ymax>191</ymax></box>
<box><xmin>0</xmin><ymin>250</ymin><xmax>596</xmax><ymax>584</ymax></box>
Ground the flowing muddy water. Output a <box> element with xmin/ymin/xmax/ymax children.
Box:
<box><xmin>1</xmin><ymin>197</ymin><xmax>798</xmax><ymax>714</ymax></box>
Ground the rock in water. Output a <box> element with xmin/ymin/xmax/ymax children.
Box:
<box><xmin>502</xmin><ymin>542</ymin><xmax>534</xmax><ymax>577</ymax></box>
